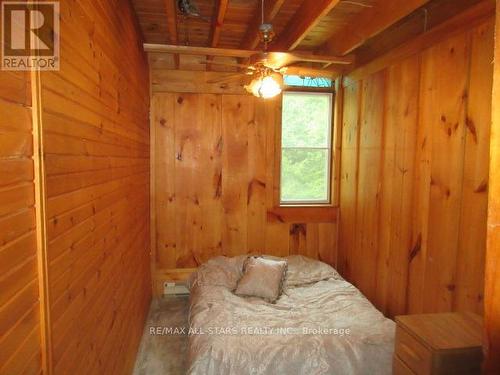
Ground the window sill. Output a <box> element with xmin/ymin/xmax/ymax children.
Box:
<box><xmin>266</xmin><ymin>206</ymin><xmax>338</xmax><ymax>223</ymax></box>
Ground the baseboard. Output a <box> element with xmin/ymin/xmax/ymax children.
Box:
<box><xmin>153</xmin><ymin>268</ymin><xmax>197</xmax><ymax>296</ymax></box>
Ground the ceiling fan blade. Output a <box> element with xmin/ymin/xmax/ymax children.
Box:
<box><xmin>206</xmin><ymin>73</ymin><xmax>252</xmax><ymax>84</ymax></box>
<box><xmin>280</xmin><ymin>66</ymin><xmax>340</xmax><ymax>79</ymax></box>
<box><xmin>251</xmin><ymin>51</ymin><xmax>354</xmax><ymax>70</ymax></box>
<box><xmin>199</xmin><ymin>60</ymin><xmax>255</xmax><ymax>69</ymax></box>
<box><xmin>143</xmin><ymin>44</ymin><xmax>354</xmax><ymax>66</ymax></box>
<box><xmin>143</xmin><ymin>44</ymin><xmax>256</xmax><ymax>58</ymax></box>
<box><xmin>282</xmin><ymin>51</ymin><xmax>355</xmax><ymax>65</ymax></box>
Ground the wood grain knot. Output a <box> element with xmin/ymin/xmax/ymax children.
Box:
<box><xmin>409</xmin><ymin>234</ymin><xmax>422</xmax><ymax>263</ymax></box>
<box><xmin>465</xmin><ymin>117</ymin><xmax>478</xmax><ymax>143</ymax></box>
<box><xmin>474</xmin><ymin>180</ymin><xmax>488</xmax><ymax>193</ymax></box>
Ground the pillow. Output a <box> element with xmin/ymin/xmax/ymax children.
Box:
<box><xmin>188</xmin><ymin>255</ymin><xmax>248</xmax><ymax>291</ymax></box>
<box><xmin>234</xmin><ymin>256</ymin><xmax>287</xmax><ymax>303</ymax></box>
<box><xmin>285</xmin><ymin>255</ymin><xmax>342</xmax><ymax>287</ymax></box>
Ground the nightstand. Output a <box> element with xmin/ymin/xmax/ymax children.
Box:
<box><xmin>393</xmin><ymin>312</ymin><xmax>483</xmax><ymax>375</ymax></box>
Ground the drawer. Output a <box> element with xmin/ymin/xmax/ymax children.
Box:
<box><xmin>393</xmin><ymin>355</ymin><xmax>416</xmax><ymax>375</ymax></box>
<box><xmin>395</xmin><ymin>326</ymin><xmax>433</xmax><ymax>374</ymax></box>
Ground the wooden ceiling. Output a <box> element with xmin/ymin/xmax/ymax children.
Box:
<box><xmin>131</xmin><ymin>0</ymin><xmax>485</xmax><ymax>71</ymax></box>
<box><xmin>132</xmin><ymin>0</ymin><xmax>375</xmax><ymax>49</ymax></box>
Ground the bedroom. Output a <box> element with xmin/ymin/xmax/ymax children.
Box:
<box><xmin>1</xmin><ymin>0</ymin><xmax>500</xmax><ymax>374</ymax></box>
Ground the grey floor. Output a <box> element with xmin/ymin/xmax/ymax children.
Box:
<box><xmin>133</xmin><ymin>296</ymin><xmax>190</xmax><ymax>375</ymax></box>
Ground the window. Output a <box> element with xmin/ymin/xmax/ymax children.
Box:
<box><xmin>283</xmin><ymin>75</ymin><xmax>333</xmax><ymax>88</ymax></box>
<box><xmin>280</xmin><ymin>92</ymin><xmax>333</xmax><ymax>205</ymax></box>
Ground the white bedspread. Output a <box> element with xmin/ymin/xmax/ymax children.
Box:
<box><xmin>186</xmin><ymin>255</ymin><xmax>395</xmax><ymax>375</ymax></box>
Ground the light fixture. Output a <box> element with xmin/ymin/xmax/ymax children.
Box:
<box><xmin>245</xmin><ymin>70</ymin><xmax>283</xmax><ymax>99</ymax></box>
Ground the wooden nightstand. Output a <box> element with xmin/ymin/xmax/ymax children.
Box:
<box><xmin>393</xmin><ymin>312</ymin><xmax>483</xmax><ymax>375</ymax></box>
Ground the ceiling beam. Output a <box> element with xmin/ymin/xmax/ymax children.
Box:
<box><xmin>347</xmin><ymin>0</ymin><xmax>495</xmax><ymax>80</ymax></box>
<box><xmin>210</xmin><ymin>0</ymin><xmax>229</xmax><ymax>47</ymax></box>
<box><xmin>164</xmin><ymin>0</ymin><xmax>179</xmax><ymax>68</ymax></box>
<box><xmin>317</xmin><ymin>0</ymin><xmax>432</xmax><ymax>56</ymax></box>
<box><xmin>240</xmin><ymin>0</ymin><xmax>286</xmax><ymax>50</ymax></box>
<box><xmin>272</xmin><ymin>0</ymin><xmax>341</xmax><ymax>51</ymax></box>
<box><xmin>207</xmin><ymin>0</ymin><xmax>230</xmax><ymax>69</ymax></box>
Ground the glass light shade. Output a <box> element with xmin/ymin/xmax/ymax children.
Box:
<box><xmin>245</xmin><ymin>73</ymin><xmax>282</xmax><ymax>99</ymax></box>
<box><xmin>259</xmin><ymin>75</ymin><xmax>282</xmax><ymax>98</ymax></box>
<box><xmin>248</xmin><ymin>77</ymin><xmax>263</xmax><ymax>97</ymax></box>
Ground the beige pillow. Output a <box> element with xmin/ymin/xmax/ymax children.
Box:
<box><xmin>234</xmin><ymin>256</ymin><xmax>287</xmax><ymax>303</ymax></box>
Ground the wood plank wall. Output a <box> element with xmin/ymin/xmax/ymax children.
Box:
<box><xmin>484</xmin><ymin>2</ymin><xmax>500</xmax><ymax>372</ymax></box>
<box><xmin>37</xmin><ymin>1</ymin><xmax>151</xmax><ymax>374</ymax></box>
<box><xmin>0</xmin><ymin>70</ymin><xmax>43</xmax><ymax>373</ymax></box>
<box><xmin>338</xmin><ymin>17</ymin><xmax>494</xmax><ymax>318</ymax></box>
<box><xmin>151</xmin><ymin>89</ymin><xmax>338</xmax><ymax>288</ymax></box>
<box><xmin>0</xmin><ymin>0</ymin><xmax>151</xmax><ymax>375</ymax></box>
<box><xmin>0</xmin><ymin>1</ymin><xmax>150</xmax><ymax>374</ymax></box>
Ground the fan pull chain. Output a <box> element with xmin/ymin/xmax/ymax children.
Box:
<box><xmin>262</xmin><ymin>0</ymin><xmax>265</xmax><ymax>24</ymax></box>
<box><xmin>262</xmin><ymin>0</ymin><xmax>266</xmax><ymax>50</ymax></box>
<box><xmin>423</xmin><ymin>8</ymin><xmax>429</xmax><ymax>32</ymax></box>
<box><xmin>183</xmin><ymin>15</ymin><xmax>190</xmax><ymax>46</ymax></box>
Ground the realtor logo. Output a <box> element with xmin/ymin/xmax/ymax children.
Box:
<box><xmin>1</xmin><ymin>1</ymin><xmax>60</xmax><ymax>70</ymax></box>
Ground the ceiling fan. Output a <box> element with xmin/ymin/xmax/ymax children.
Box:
<box><xmin>145</xmin><ymin>0</ymin><xmax>354</xmax><ymax>98</ymax></box>
<box><xmin>202</xmin><ymin>0</ymin><xmax>354</xmax><ymax>98</ymax></box>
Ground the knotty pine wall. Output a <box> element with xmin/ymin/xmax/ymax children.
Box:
<box><xmin>0</xmin><ymin>1</ymin><xmax>151</xmax><ymax>374</ymax></box>
<box><xmin>338</xmin><ymin>16</ymin><xmax>494</xmax><ymax>318</ymax></box>
<box><xmin>0</xmin><ymin>0</ymin><xmax>151</xmax><ymax>375</ymax></box>
<box><xmin>151</xmin><ymin>88</ymin><xmax>338</xmax><ymax>289</ymax></box>
<box><xmin>485</xmin><ymin>2</ymin><xmax>500</xmax><ymax>370</ymax></box>
<box><xmin>0</xmin><ymin>72</ymin><xmax>42</xmax><ymax>373</ymax></box>
<box><xmin>39</xmin><ymin>1</ymin><xmax>151</xmax><ymax>374</ymax></box>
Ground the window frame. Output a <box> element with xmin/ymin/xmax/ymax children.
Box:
<box><xmin>279</xmin><ymin>90</ymin><xmax>335</xmax><ymax>207</ymax></box>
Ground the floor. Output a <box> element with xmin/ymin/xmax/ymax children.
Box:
<box><xmin>133</xmin><ymin>296</ymin><xmax>190</xmax><ymax>375</ymax></box>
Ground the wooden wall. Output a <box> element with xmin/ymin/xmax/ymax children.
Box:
<box><xmin>484</xmin><ymin>1</ymin><xmax>500</xmax><ymax>371</ymax></box>
<box><xmin>0</xmin><ymin>1</ymin><xmax>151</xmax><ymax>374</ymax></box>
<box><xmin>338</xmin><ymin>15</ymin><xmax>494</xmax><ymax>318</ymax></box>
<box><xmin>38</xmin><ymin>1</ymin><xmax>151</xmax><ymax>374</ymax></box>
<box><xmin>0</xmin><ymin>71</ymin><xmax>43</xmax><ymax>374</ymax></box>
<box><xmin>151</xmin><ymin>86</ymin><xmax>338</xmax><ymax>289</ymax></box>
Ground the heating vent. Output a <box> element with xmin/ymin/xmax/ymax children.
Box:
<box><xmin>163</xmin><ymin>282</ymin><xmax>190</xmax><ymax>295</ymax></box>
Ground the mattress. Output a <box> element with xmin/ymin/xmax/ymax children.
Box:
<box><xmin>186</xmin><ymin>255</ymin><xmax>395</xmax><ymax>375</ymax></box>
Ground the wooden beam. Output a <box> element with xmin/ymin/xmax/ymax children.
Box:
<box><xmin>347</xmin><ymin>0</ymin><xmax>495</xmax><ymax>81</ymax></box>
<box><xmin>164</xmin><ymin>0</ymin><xmax>180</xmax><ymax>68</ymax></box>
<box><xmin>484</xmin><ymin>2</ymin><xmax>500</xmax><ymax>373</ymax></box>
<box><xmin>240</xmin><ymin>0</ymin><xmax>286</xmax><ymax>50</ymax></box>
<box><xmin>207</xmin><ymin>0</ymin><xmax>230</xmax><ymax>69</ymax></box>
<box><xmin>318</xmin><ymin>0</ymin><xmax>431</xmax><ymax>56</ymax></box>
<box><xmin>272</xmin><ymin>0</ymin><xmax>341</xmax><ymax>51</ymax></box>
<box><xmin>209</xmin><ymin>0</ymin><xmax>229</xmax><ymax>47</ymax></box>
<box><xmin>351</xmin><ymin>0</ymin><xmax>490</xmax><ymax>67</ymax></box>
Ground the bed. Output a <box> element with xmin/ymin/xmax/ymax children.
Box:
<box><xmin>186</xmin><ymin>255</ymin><xmax>395</xmax><ymax>375</ymax></box>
